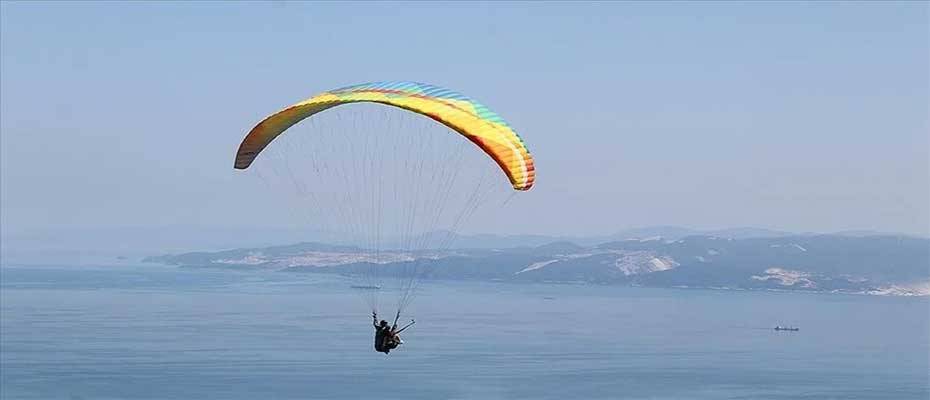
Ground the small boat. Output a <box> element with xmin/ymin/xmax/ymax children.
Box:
<box><xmin>350</xmin><ymin>285</ymin><xmax>382</xmax><ymax>290</ymax></box>
<box><xmin>774</xmin><ymin>326</ymin><xmax>799</xmax><ymax>331</ymax></box>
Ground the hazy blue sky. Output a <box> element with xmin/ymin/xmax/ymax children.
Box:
<box><xmin>2</xmin><ymin>1</ymin><xmax>928</xmax><ymax>238</ymax></box>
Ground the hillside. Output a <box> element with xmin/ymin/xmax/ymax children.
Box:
<box><xmin>144</xmin><ymin>235</ymin><xmax>930</xmax><ymax>296</ymax></box>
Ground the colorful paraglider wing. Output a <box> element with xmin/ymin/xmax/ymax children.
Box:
<box><xmin>234</xmin><ymin>81</ymin><xmax>535</xmax><ymax>191</ymax></box>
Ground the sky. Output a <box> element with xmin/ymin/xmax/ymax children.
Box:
<box><xmin>1</xmin><ymin>1</ymin><xmax>928</xmax><ymax>245</ymax></box>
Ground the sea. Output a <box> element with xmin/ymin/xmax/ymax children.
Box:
<box><xmin>1</xmin><ymin>264</ymin><xmax>927</xmax><ymax>400</ymax></box>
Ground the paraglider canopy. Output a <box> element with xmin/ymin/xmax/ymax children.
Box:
<box><xmin>234</xmin><ymin>81</ymin><xmax>535</xmax><ymax>191</ymax></box>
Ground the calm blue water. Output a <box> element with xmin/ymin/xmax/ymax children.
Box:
<box><xmin>1</xmin><ymin>265</ymin><xmax>927</xmax><ymax>400</ymax></box>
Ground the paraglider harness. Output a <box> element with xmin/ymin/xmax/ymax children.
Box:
<box><xmin>373</xmin><ymin>310</ymin><xmax>415</xmax><ymax>354</ymax></box>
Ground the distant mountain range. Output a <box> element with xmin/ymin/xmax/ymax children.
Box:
<box><xmin>386</xmin><ymin>226</ymin><xmax>923</xmax><ymax>249</ymax></box>
<box><xmin>10</xmin><ymin>225</ymin><xmax>918</xmax><ymax>266</ymax></box>
<box><xmin>425</xmin><ymin>226</ymin><xmax>794</xmax><ymax>248</ymax></box>
<box><xmin>144</xmin><ymin>234</ymin><xmax>930</xmax><ymax>297</ymax></box>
